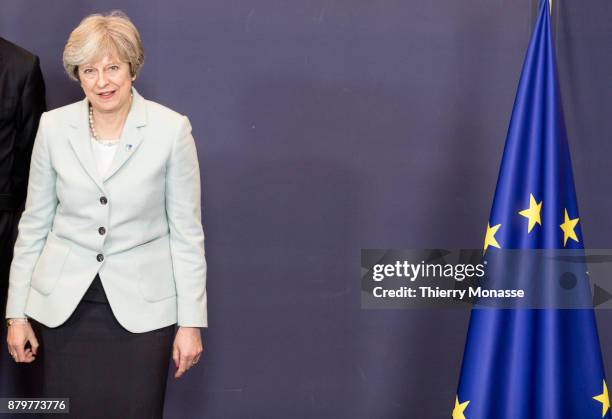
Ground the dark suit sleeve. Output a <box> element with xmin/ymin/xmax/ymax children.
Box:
<box><xmin>12</xmin><ymin>55</ymin><xmax>46</xmax><ymax>212</ymax></box>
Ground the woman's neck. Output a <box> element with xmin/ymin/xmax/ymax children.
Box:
<box><xmin>91</xmin><ymin>97</ymin><xmax>132</xmax><ymax>140</ymax></box>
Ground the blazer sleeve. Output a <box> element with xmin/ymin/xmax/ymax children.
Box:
<box><xmin>6</xmin><ymin>112</ymin><xmax>57</xmax><ymax>319</ymax></box>
<box><xmin>12</xmin><ymin>55</ymin><xmax>46</xmax><ymax>211</ymax></box>
<box><xmin>165</xmin><ymin>116</ymin><xmax>208</xmax><ymax>327</ymax></box>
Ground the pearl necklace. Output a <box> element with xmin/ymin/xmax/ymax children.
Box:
<box><xmin>89</xmin><ymin>106</ymin><xmax>120</xmax><ymax>146</ymax></box>
<box><xmin>88</xmin><ymin>93</ymin><xmax>133</xmax><ymax>146</ymax></box>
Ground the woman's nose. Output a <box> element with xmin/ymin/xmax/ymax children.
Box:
<box><xmin>96</xmin><ymin>72</ymin><xmax>108</xmax><ymax>88</ymax></box>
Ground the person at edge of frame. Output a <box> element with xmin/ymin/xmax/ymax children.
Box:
<box><xmin>0</xmin><ymin>36</ymin><xmax>46</xmax><ymax>399</ymax></box>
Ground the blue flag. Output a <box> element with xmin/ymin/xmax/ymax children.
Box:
<box><xmin>455</xmin><ymin>1</ymin><xmax>609</xmax><ymax>418</ymax></box>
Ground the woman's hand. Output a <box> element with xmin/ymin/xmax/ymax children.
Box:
<box><xmin>172</xmin><ymin>327</ymin><xmax>203</xmax><ymax>378</ymax></box>
<box><xmin>6</xmin><ymin>322</ymin><xmax>39</xmax><ymax>363</ymax></box>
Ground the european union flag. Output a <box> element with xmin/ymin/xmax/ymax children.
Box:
<box><xmin>455</xmin><ymin>1</ymin><xmax>609</xmax><ymax>418</ymax></box>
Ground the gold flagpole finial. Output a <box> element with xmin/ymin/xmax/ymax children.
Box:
<box><xmin>549</xmin><ymin>0</ymin><xmax>553</xmax><ymax>15</ymax></box>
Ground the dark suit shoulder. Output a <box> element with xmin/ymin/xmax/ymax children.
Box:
<box><xmin>0</xmin><ymin>37</ymin><xmax>38</xmax><ymax>70</ymax></box>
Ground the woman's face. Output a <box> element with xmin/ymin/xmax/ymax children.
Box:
<box><xmin>78</xmin><ymin>54</ymin><xmax>133</xmax><ymax>114</ymax></box>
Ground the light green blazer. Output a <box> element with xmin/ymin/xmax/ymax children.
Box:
<box><xmin>5</xmin><ymin>88</ymin><xmax>207</xmax><ymax>332</ymax></box>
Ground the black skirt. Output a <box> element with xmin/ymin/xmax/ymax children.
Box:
<box><xmin>30</xmin><ymin>274</ymin><xmax>176</xmax><ymax>419</ymax></box>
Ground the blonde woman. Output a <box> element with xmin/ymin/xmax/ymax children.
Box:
<box><xmin>5</xmin><ymin>11</ymin><xmax>206</xmax><ymax>418</ymax></box>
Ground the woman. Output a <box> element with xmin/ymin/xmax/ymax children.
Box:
<box><xmin>5</xmin><ymin>11</ymin><xmax>206</xmax><ymax>418</ymax></box>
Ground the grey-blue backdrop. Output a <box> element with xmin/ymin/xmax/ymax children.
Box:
<box><xmin>2</xmin><ymin>1</ymin><xmax>612</xmax><ymax>418</ymax></box>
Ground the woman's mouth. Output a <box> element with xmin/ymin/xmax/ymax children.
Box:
<box><xmin>98</xmin><ymin>91</ymin><xmax>116</xmax><ymax>100</ymax></box>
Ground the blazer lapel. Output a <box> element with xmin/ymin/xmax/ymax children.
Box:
<box><xmin>102</xmin><ymin>88</ymin><xmax>146</xmax><ymax>182</ymax></box>
<box><xmin>67</xmin><ymin>97</ymin><xmax>106</xmax><ymax>192</ymax></box>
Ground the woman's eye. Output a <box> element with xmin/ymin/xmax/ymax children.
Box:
<box><xmin>109</xmin><ymin>65</ymin><xmax>119</xmax><ymax>70</ymax></box>
<box><xmin>83</xmin><ymin>68</ymin><xmax>93</xmax><ymax>73</ymax></box>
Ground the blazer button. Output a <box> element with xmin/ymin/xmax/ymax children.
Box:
<box><xmin>98</xmin><ymin>227</ymin><xmax>106</xmax><ymax>235</ymax></box>
<box><xmin>96</xmin><ymin>254</ymin><xmax>104</xmax><ymax>262</ymax></box>
<box><xmin>100</xmin><ymin>196</ymin><xmax>108</xmax><ymax>205</ymax></box>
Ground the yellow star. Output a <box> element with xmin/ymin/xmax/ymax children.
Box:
<box><xmin>518</xmin><ymin>194</ymin><xmax>542</xmax><ymax>233</ymax></box>
<box><xmin>593</xmin><ymin>380</ymin><xmax>610</xmax><ymax>417</ymax></box>
<box><xmin>483</xmin><ymin>223</ymin><xmax>501</xmax><ymax>253</ymax></box>
<box><xmin>560</xmin><ymin>209</ymin><xmax>579</xmax><ymax>247</ymax></box>
<box><xmin>452</xmin><ymin>396</ymin><xmax>470</xmax><ymax>419</ymax></box>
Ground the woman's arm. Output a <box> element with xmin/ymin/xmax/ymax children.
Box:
<box><xmin>5</xmin><ymin>112</ymin><xmax>58</xmax><ymax>319</ymax></box>
<box><xmin>165</xmin><ymin>116</ymin><xmax>207</xmax><ymax>327</ymax></box>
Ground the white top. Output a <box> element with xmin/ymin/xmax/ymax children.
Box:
<box><xmin>90</xmin><ymin>137</ymin><xmax>119</xmax><ymax>178</ymax></box>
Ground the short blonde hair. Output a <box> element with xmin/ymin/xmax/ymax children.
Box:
<box><xmin>63</xmin><ymin>11</ymin><xmax>144</xmax><ymax>81</ymax></box>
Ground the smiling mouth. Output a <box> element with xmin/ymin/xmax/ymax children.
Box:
<box><xmin>98</xmin><ymin>91</ymin><xmax>116</xmax><ymax>99</ymax></box>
